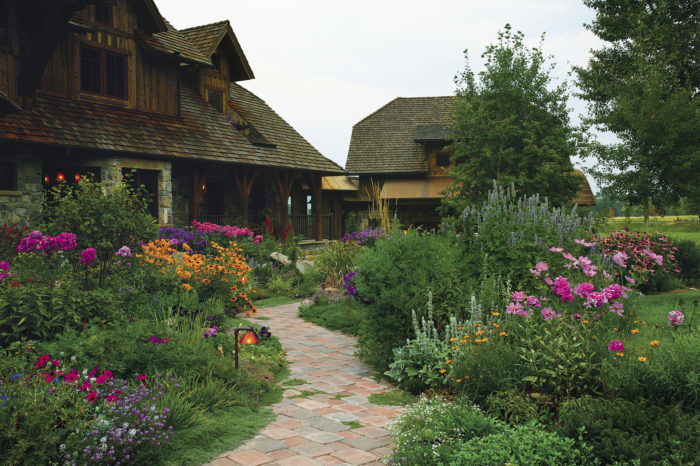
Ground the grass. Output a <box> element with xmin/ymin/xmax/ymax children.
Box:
<box><xmin>628</xmin><ymin>288</ymin><xmax>700</xmax><ymax>329</ymax></box>
<box><xmin>297</xmin><ymin>299</ymin><xmax>365</xmax><ymax>335</ymax></box>
<box><xmin>253</xmin><ymin>295</ymin><xmax>300</xmax><ymax>308</ymax></box>
<box><xmin>341</xmin><ymin>421</ymin><xmax>363</xmax><ymax>429</ymax></box>
<box><xmin>368</xmin><ymin>389</ymin><xmax>416</xmax><ymax>406</ymax></box>
<box><xmin>281</xmin><ymin>378</ymin><xmax>308</xmax><ymax>386</ymax></box>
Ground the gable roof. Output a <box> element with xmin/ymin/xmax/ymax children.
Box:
<box><xmin>0</xmin><ymin>87</ymin><xmax>342</xmax><ymax>174</ymax></box>
<box><xmin>180</xmin><ymin>21</ymin><xmax>254</xmax><ymax>81</ymax></box>
<box><xmin>137</xmin><ymin>20</ymin><xmax>212</xmax><ymax>66</ymax></box>
<box><xmin>346</xmin><ymin>96</ymin><xmax>455</xmax><ymax>175</ymax></box>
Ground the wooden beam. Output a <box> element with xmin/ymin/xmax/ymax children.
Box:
<box><xmin>191</xmin><ymin>166</ymin><xmax>206</xmax><ymax>222</ymax></box>
<box><xmin>273</xmin><ymin>170</ymin><xmax>296</xmax><ymax>231</ymax></box>
<box><xmin>231</xmin><ymin>167</ymin><xmax>257</xmax><ymax>222</ymax></box>
<box><xmin>308</xmin><ymin>174</ymin><xmax>323</xmax><ymax>241</ymax></box>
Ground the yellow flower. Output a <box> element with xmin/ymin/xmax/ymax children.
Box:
<box><xmin>583</xmin><ymin>320</ymin><xmax>589</xmax><ymax>324</ymax></box>
<box><xmin>638</xmin><ymin>356</ymin><xmax>648</xmax><ymax>362</ymax></box>
<box><xmin>475</xmin><ymin>330</ymin><xmax>485</xmax><ymax>336</ymax></box>
<box><xmin>492</xmin><ymin>323</ymin><xmax>500</xmax><ymax>328</ymax></box>
<box><xmin>491</xmin><ymin>312</ymin><xmax>500</xmax><ymax>317</ymax></box>
<box><xmin>650</xmin><ymin>340</ymin><xmax>660</xmax><ymax>347</ymax></box>
<box><xmin>202</xmin><ymin>278</ymin><xmax>211</xmax><ymax>285</ymax></box>
<box><xmin>450</xmin><ymin>337</ymin><xmax>457</xmax><ymax>342</ymax></box>
<box><xmin>631</xmin><ymin>329</ymin><xmax>640</xmax><ymax>334</ymax></box>
<box><xmin>439</xmin><ymin>369</ymin><xmax>447</xmax><ymax>374</ymax></box>
<box><xmin>616</xmin><ymin>352</ymin><xmax>624</xmax><ymax>357</ymax></box>
<box><xmin>451</xmin><ymin>346</ymin><xmax>458</xmax><ymax>350</ymax></box>
<box><xmin>456</xmin><ymin>379</ymin><xmax>462</xmax><ymax>383</ymax></box>
<box><xmin>499</xmin><ymin>331</ymin><xmax>508</xmax><ymax>337</ymax></box>
<box><xmin>475</xmin><ymin>339</ymin><xmax>482</xmax><ymax>344</ymax></box>
<box><xmin>474</xmin><ymin>323</ymin><xmax>482</xmax><ymax>327</ymax></box>
<box><xmin>482</xmin><ymin>337</ymin><xmax>489</xmax><ymax>342</ymax></box>
<box><xmin>460</xmin><ymin>339</ymin><xmax>467</xmax><ymax>344</ymax></box>
<box><xmin>182</xmin><ymin>243</ymin><xmax>191</xmax><ymax>251</ymax></box>
<box><xmin>182</xmin><ymin>283</ymin><xmax>193</xmax><ymax>291</ymax></box>
<box><xmin>446</xmin><ymin>360</ymin><xmax>452</xmax><ymax>364</ymax></box>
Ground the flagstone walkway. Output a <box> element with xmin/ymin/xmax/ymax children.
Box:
<box><xmin>206</xmin><ymin>302</ymin><xmax>401</xmax><ymax>466</ymax></box>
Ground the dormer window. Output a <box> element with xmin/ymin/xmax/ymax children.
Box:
<box><xmin>207</xmin><ymin>88</ymin><xmax>223</xmax><ymax>113</ymax></box>
<box><xmin>80</xmin><ymin>45</ymin><xmax>127</xmax><ymax>99</ymax></box>
<box><xmin>211</xmin><ymin>54</ymin><xmax>221</xmax><ymax>73</ymax></box>
<box><xmin>95</xmin><ymin>2</ymin><xmax>113</xmax><ymax>26</ymax></box>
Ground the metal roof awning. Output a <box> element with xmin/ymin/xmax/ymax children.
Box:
<box><xmin>322</xmin><ymin>176</ymin><xmax>359</xmax><ymax>191</ymax></box>
<box><xmin>380</xmin><ymin>177</ymin><xmax>453</xmax><ymax>199</ymax></box>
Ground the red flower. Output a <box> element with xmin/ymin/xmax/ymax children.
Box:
<box><xmin>136</xmin><ymin>374</ymin><xmax>148</xmax><ymax>386</ymax></box>
<box><xmin>94</xmin><ymin>375</ymin><xmax>107</xmax><ymax>385</ymax></box>
<box><xmin>106</xmin><ymin>394</ymin><xmax>119</xmax><ymax>404</ymax></box>
<box><xmin>64</xmin><ymin>372</ymin><xmax>78</xmax><ymax>383</ymax></box>
<box><xmin>80</xmin><ymin>381</ymin><xmax>92</xmax><ymax>392</ymax></box>
<box><xmin>34</xmin><ymin>354</ymin><xmax>51</xmax><ymax>368</ymax></box>
<box><xmin>102</xmin><ymin>370</ymin><xmax>113</xmax><ymax>379</ymax></box>
<box><xmin>86</xmin><ymin>391</ymin><xmax>98</xmax><ymax>403</ymax></box>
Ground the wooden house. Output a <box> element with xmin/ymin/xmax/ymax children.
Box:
<box><xmin>0</xmin><ymin>0</ymin><xmax>343</xmax><ymax>240</ymax></box>
<box><xmin>345</xmin><ymin>96</ymin><xmax>595</xmax><ymax>229</ymax></box>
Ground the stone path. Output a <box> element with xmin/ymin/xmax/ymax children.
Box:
<box><xmin>206</xmin><ymin>302</ymin><xmax>401</xmax><ymax>466</ymax></box>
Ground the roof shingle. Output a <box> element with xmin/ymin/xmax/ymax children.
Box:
<box><xmin>346</xmin><ymin>96</ymin><xmax>454</xmax><ymax>174</ymax></box>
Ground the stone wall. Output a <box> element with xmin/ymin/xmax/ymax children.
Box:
<box><xmin>0</xmin><ymin>154</ymin><xmax>42</xmax><ymax>226</ymax></box>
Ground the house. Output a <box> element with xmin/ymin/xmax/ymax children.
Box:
<box><xmin>345</xmin><ymin>96</ymin><xmax>595</xmax><ymax>229</ymax></box>
<box><xmin>0</xmin><ymin>0</ymin><xmax>343</xmax><ymax>240</ymax></box>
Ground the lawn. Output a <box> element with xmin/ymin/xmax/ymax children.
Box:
<box><xmin>297</xmin><ymin>298</ymin><xmax>364</xmax><ymax>336</ymax></box>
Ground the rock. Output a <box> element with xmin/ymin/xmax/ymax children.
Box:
<box><xmin>296</xmin><ymin>259</ymin><xmax>314</xmax><ymax>274</ymax></box>
<box><xmin>269</xmin><ymin>251</ymin><xmax>291</xmax><ymax>265</ymax></box>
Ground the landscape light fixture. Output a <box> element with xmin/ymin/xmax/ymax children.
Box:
<box><xmin>233</xmin><ymin>326</ymin><xmax>259</xmax><ymax>369</ymax></box>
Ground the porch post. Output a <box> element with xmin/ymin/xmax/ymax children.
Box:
<box><xmin>191</xmin><ymin>166</ymin><xmax>206</xmax><ymax>222</ymax></box>
<box><xmin>308</xmin><ymin>174</ymin><xmax>323</xmax><ymax>241</ymax></box>
<box><xmin>231</xmin><ymin>167</ymin><xmax>257</xmax><ymax>223</ymax></box>
<box><xmin>273</xmin><ymin>170</ymin><xmax>296</xmax><ymax>232</ymax></box>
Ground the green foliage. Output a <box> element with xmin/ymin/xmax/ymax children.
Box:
<box><xmin>602</xmin><ymin>334</ymin><xmax>700</xmax><ymax>409</ymax></box>
<box><xmin>675</xmin><ymin>240</ymin><xmax>700</xmax><ymax>284</ymax></box>
<box><xmin>37</xmin><ymin>177</ymin><xmax>157</xmax><ymax>268</ymax></box>
<box><xmin>444</xmin><ymin>24</ymin><xmax>581</xmax><ymax>211</ymax></box>
<box><xmin>0</xmin><ymin>283</ymin><xmax>115</xmax><ymax>345</ymax></box>
<box><xmin>576</xmin><ymin>0</ymin><xmax>699</xmax><ymax>217</ymax></box>
<box><xmin>387</xmin><ymin>395</ymin><xmax>504</xmax><ymax>465</ymax></box>
<box><xmin>297</xmin><ymin>298</ymin><xmax>363</xmax><ymax>336</ymax></box>
<box><xmin>449</xmin><ymin>423</ymin><xmax>597</xmax><ymax>466</ymax></box>
<box><xmin>265</xmin><ymin>274</ymin><xmax>294</xmax><ymax>297</ymax></box>
<box><xmin>355</xmin><ymin>230</ymin><xmax>471</xmax><ymax>372</ymax></box>
<box><xmin>313</xmin><ymin>240</ymin><xmax>361</xmax><ymax>288</ymax></box>
<box><xmin>557</xmin><ymin>397</ymin><xmax>700</xmax><ymax>465</ymax></box>
<box><xmin>484</xmin><ymin>390</ymin><xmax>543</xmax><ymax>425</ymax></box>
<box><xmin>457</xmin><ymin>182</ymin><xmax>592</xmax><ymax>285</ymax></box>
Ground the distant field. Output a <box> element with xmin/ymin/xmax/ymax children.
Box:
<box><xmin>606</xmin><ymin>217</ymin><xmax>700</xmax><ymax>245</ymax></box>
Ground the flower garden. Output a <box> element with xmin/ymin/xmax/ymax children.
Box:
<box><xmin>1</xmin><ymin>178</ymin><xmax>699</xmax><ymax>465</ymax></box>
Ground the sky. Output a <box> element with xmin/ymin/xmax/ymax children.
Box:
<box><xmin>158</xmin><ymin>0</ymin><xmax>606</xmax><ymax>192</ymax></box>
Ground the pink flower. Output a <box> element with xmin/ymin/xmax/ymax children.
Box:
<box><xmin>573</xmin><ymin>313</ymin><xmax>582</xmax><ymax>319</ymax></box>
<box><xmin>563</xmin><ymin>252</ymin><xmax>576</xmax><ymax>261</ymax></box>
<box><xmin>604</xmin><ymin>283</ymin><xmax>625</xmax><ymax>300</ymax></box>
<box><xmin>550</xmin><ymin>247</ymin><xmax>563</xmax><ymax>253</ymax></box>
<box><xmin>573</xmin><ymin>282</ymin><xmax>595</xmax><ymax>299</ymax></box>
<box><xmin>608</xmin><ymin>301</ymin><xmax>625</xmax><ymax>316</ymax></box>
<box><xmin>544</xmin><ymin>276</ymin><xmax>554</xmax><ymax>285</ymax></box>
<box><xmin>668</xmin><ymin>310</ymin><xmax>684</xmax><ymax>327</ymax></box>
<box><xmin>86</xmin><ymin>391</ymin><xmax>98</xmax><ymax>403</ymax></box>
<box><xmin>526</xmin><ymin>296</ymin><xmax>541</xmax><ymax>308</ymax></box>
<box><xmin>80</xmin><ymin>381</ymin><xmax>92</xmax><ymax>392</ymax></box>
<box><xmin>511</xmin><ymin>291</ymin><xmax>526</xmax><ymax>302</ymax></box>
<box><xmin>585</xmin><ymin>291</ymin><xmax>608</xmax><ymax>308</ymax></box>
<box><xmin>608</xmin><ymin>339</ymin><xmax>624</xmax><ymax>352</ymax></box>
<box><xmin>625</xmin><ymin>276</ymin><xmax>636</xmax><ymax>285</ymax></box>
<box><xmin>535</xmin><ymin>262</ymin><xmax>548</xmax><ymax>272</ymax></box>
<box><xmin>78</xmin><ymin>248</ymin><xmax>97</xmax><ymax>266</ymax></box>
<box><xmin>574</xmin><ymin>238</ymin><xmax>595</xmax><ymax>247</ymax></box>
<box><xmin>541</xmin><ymin>307</ymin><xmax>562</xmax><ymax>321</ymax></box>
<box><xmin>106</xmin><ymin>394</ymin><xmax>119</xmax><ymax>404</ymax></box>
<box><xmin>102</xmin><ymin>370</ymin><xmax>113</xmax><ymax>379</ymax></box>
<box><xmin>612</xmin><ymin>251</ymin><xmax>628</xmax><ymax>268</ymax></box>
<box><xmin>95</xmin><ymin>375</ymin><xmax>107</xmax><ymax>385</ymax></box>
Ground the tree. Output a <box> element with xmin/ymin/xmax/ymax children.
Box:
<box><xmin>443</xmin><ymin>24</ymin><xmax>583</xmax><ymax>212</ymax></box>
<box><xmin>576</xmin><ymin>0</ymin><xmax>700</xmax><ymax>224</ymax></box>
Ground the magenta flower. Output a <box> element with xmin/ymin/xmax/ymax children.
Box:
<box><xmin>608</xmin><ymin>339</ymin><xmax>624</xmax><ymax>352</ymax></box>
<box><xmin>526</xmin><ymin>296</ymin><xmax>541</xmax><ymax>308</ymax></box>
<box><xmin>604</xmin><ymin>283</ymin><xmax>625</xmax><ymax>300</ymax></box>
<box><xmin>613</xmin><ymin>251</ymin><xmax>628</xmax><ymax>268</ymax></box>
<box><xmin>86</xmin><ymin>391</ymin><xmax>98</xmax><ymax>403</ymax></box>
<box><xmin>550</xmin><ymin>247</ymin><xmax>563</xmax><ymax>253</ymax></box>
<box><xmin>608</xmin><ymin>301</ymin><xmax>625</xmax><ymax>316</ymax></box>
<box><xmin>511</xmin><ymin>291</ymin><xmax>526</xmax><ymax>302</ymax></box>
<box><xmin>573</xmin><ymin>313</ymin><xmax>582</xmax><ymax>319</ymax></box>
<box><xmin>535</xmin><ymin>262</ymin><xmax>548</xmax><ymax>272</ymax></box>
<box><xmin>78</xmin><ymin>248</ymin><xmax>97</xmax><ymax>266</ymax></box>
<box><xmin>541</xmin><ymin>307</ymin><xmax>562</xmax><ymax>321</ymax></box>
<box><xmin>106</xmin><ymin>394</ymin><xmax>119</xmax><ymax>404</ymax></box>
<box><xmin>573</xmin><ymin>282</ymin><xmax>595</xmax><ymax>299</ymax></box>
<box><xmin>0</xmin><ymin>261</ymin><xmax>10</xmax><ymax>271</ymax></box>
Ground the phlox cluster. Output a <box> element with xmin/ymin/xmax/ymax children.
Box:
<box><xmin>17</xmin><ymin>231</ymin><xmax>77</xmax><ymax>254</ymax></box>
<box><xmin>668</xmin><ymin>310</ymin><xmax>684</xmax><ymax>327</ymax></box>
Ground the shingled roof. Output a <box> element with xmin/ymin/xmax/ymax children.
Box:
<box><xmin>0</xmin><ymin>87</ymin><xmax>343</xmax><ymax>174</ymax></box>
<box><xmin>346</xmin><ymin>96</ymin><xmax>455</xmax><ymax>175</ymax></box>
<box><xmin>180</xmin><ymin>21</ymin><xmax>253</xmax><ymax>81</ymax></box>
<box><xmin>137</xmin><ymin>20</ymin><xmax>212</xmax><ymax>66</ymax></box>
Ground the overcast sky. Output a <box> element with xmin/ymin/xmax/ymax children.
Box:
<box><xmin>159</xmin><ymin>0</ymin><xmax>605</xmax><ymax>192</ymax></box>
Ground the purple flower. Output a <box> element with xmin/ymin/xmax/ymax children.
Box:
<box><xmin>79</xmin><ymin>248</ymin><xmax>97</xmax><ymax>266</ymax></box>
<box><xmin>541</xmin><ymin>307</ymin><xmax>561</xmax><ymax>321</ymax></box>
<box><xmin>608</xmin><ymin>339</ymin><xmax>624</xmax><ymax>352</ymax></box>
<box><xmin>668</xmin><ymin>310</ymin><xmax>684</xmax><ymax>327</ymax></box>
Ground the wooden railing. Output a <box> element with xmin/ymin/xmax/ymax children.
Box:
<box><xmin>290</xmin><ymin>215</ymin><xmax>332</xmax><ymax>239</ymax></box>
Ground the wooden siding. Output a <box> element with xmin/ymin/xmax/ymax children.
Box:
<box><xmin>0</xmin><ymin>0</ymin><xmax>20</xmax><ymax>107</ymax></box>
<box><xmin>37</xmin><ymin>0</ymin><xmax>179</xmax><ymax>116</ymax></box>
<box><xmin>200</xmin><ymin>46</ymin><xmax>231</xmax><ymax>113</ymax></box>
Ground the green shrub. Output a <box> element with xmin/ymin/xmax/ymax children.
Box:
<box><xmin>0</xmin><ymin>283</ymin><xmax>115</xmax><ymax>345</ymax></box>
<box><xmin>298</xmin><ymin>298</ymin><xmax>363</xmax><ymax>335</ymax></box>
<box><xmin>449</xmin><ymin>423</ymin><xmax>597</xmax><ymax>466</ymax></box>
<box><xmin>457</xmin><ymin>182</ymin><xmax>592</xmax><ymax>287</ymax></box>
<box><xmin>355</xmin><ymin>230</ymin><xmax>472</xmax><ymax>371</ymax></box>
<box><xmin>676</xmin><ymin>239</ymin><xmax>700</xmax><ymax>284</ymax></box>
<box><xmin>387</xmin><ymin>395</ymin><xmax>504</xmax><ymax>465</ymax></box>
<box><xmin>601</xmin><ymin>333</ymin><xmax>700</xmax><ymax>408</ymax></box>
<box><xmin>557</xmin><ymin>396</ymin><xmax>700</xmax><ymax>465</ymax></box>
<box><xmin>36</xmin><ymin>177</ymin><xmax>157</xmax><ymax>275</ymax></box>
<box><xmin>266</xmin><ymin>273</ymin><xmax>294</xmax><ymax>296</ymax></box>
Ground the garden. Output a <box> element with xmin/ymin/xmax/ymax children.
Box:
<box><xmin>299</xmin><ymin>183</ymin><xmax>700</xmax><ymax>465</ymax></box>
<box><xmin>0</xmin><ymin>178</ymin><xmax>314</xmax><ymax>465</ymax></box>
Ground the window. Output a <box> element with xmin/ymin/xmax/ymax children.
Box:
<box><xmin>80</xmin><ymin>45</ymin><xmax>126</xmax><ymax>99</ymax></box>
<box><xmin>0</xmin><ymin>0</ymin><xmax>10</xmax><ymax>47</ymax></box>
<box><xmin>211</xmin><ymin>53</ymin><xmax>221</xmax><ymax>72</ymax></box>
<box><xmin>95</xmin><ymin>3</ymin><xmax>113</xmax><ymax>26</ymax></box>
<box><xmin>207</xmin><ymin>89</ymin><xmax>223</xmax><ymax>113</ymax></box>
<box><xmin>436</xmin><ymin>152</ymin><xmax>451</xmax><ymax>167</ymax></box>
<box><xmin>0</xmin><ymin>162</ymin><xmax>17</xmax><ymax>190</ymax></box>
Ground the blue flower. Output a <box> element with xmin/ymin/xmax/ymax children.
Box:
<box><xmin>11</xmin><ymin>373</ymin><xmax>21</xmax><ymax>381</ymax></box>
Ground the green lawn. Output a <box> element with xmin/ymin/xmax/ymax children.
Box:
<box><xmin>628</xmin><ymin>288</ymin><xmax>700</xmax><ymax>328</ymax></box>
<box><xmin>298</xmin><ymin>299</ymin><xmax>365</xmax><ymax>335</ymax></box>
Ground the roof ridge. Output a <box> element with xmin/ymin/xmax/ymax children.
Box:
<box><xmin>352</xmin><ymin>96</ymin><xmax>455</xmax><ymax>128</ymax></box>
<box><xmin>179</xmin><ymin>20</ymin><xmax>230</xmax><ymax>32</ymax></box>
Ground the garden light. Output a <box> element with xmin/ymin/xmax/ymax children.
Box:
<box><xmin>233</xmin><ymin>327</ymin><xmax>259</xmax><ymax>369</ymax></box>
<box><xmin>56</xmin><ymin>172</ymin><xmax>65</xmax><ymax>182</ymax></box>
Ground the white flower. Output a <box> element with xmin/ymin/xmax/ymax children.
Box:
<box><xmin>128</xmin><ymin>429</ymin><xmax>137</xmax><ymax>437</ymax></box>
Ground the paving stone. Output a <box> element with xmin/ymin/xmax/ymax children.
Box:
<box><xmin>225</xmin><ymin>449</ymin><xmax>274</xmax><ymax>466</ymax></box>
<box><xmin>275</xmin><ymin>455</ymin><xmax>325</xmax><ymax>466</ymax></box>
<box><xmin>331</xmin><ymin>447</ymin><xmax>379</xmax><ymax>465</ymax></box>
<box><xmin>306</xmin><ymin>416</ymin><xmax>350</xmax><ymax>432</ymax></box>
<box><xmin>325</xmin><ymin>411</ymin><xmax>359</xmax><ymax>422</ymax></box>
<box><xmin>290</xmin><ymin>441</ymin><xmax>335</xmax><ymax>457</ymax></box>
<box><xmin>302</xmin><ymin>431</ymin><xmax>345</xmax><ymax>444</ymax></box>
<box><xmin>204</xmin><ymin>457</ymin><xmax>235</xmax><ymax>466</ymax></box>
<box><xmin>243</xmin><ymin>436</ymin><xmax>288</xmax><ymax>453</ymax></box>
<box><xmin>341</xmin><ymin>435</ymin><xmax>390</xmax><ymax>451</ymax></box>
